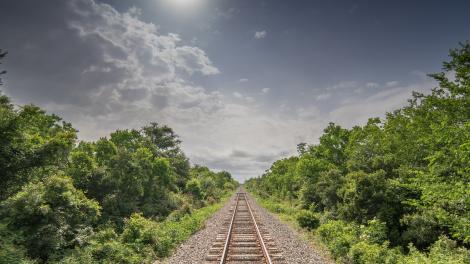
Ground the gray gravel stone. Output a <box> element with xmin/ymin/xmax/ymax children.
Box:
<box><xmin>159</xmin><ymin>192</ymin><xmax>332</xmax><ymax>264</ymax></box>
<box><xmin>157</xmin><ymin>194</ymin><xmax>237</xmax><ymax>264</ymax></box>
<box><xmin>247</xmin><ymin>193</ymin><xmax>333</xmax><ymax>264</ymax></box>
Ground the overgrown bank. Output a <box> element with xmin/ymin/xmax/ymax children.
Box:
<box><xmin>0</xmin><ymin>52</ymin><xmax>238</xmax><ymax>263</ymax></box>
<box><xmin>246</xmin><ymin>43</ymin><xmax>470</xmax><ymax>264</ymax></box>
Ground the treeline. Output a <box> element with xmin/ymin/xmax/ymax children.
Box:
<box><xmin>246</xmin><ymin>43</ymin><xmax>470</xmax><ymax>263</ymax></box>
<box><xmin>0</xmin><ymin>56</ymin><xmax>238</xmax><ymax>263</ymax></box>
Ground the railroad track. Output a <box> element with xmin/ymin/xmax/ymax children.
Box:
<box><xmin>205</xmin><ymin>191</ymin><xmax>285</xmax><ymax>264</ymax></box>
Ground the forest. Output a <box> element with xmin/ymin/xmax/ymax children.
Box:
<box><xmin>0</xmin><ymin>48</ymin><xmax>238</xmax><ymax>263</ymax></box>
<box><xmin>246</xmin><ymin>43</ymin><xmax>470</xmax><ymax>263</ymax></box>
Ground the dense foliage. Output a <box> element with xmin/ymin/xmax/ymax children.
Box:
<box><xmin>0</xmin><ymin>52</ymin><xmax>238</xmax><ymax>263</ymax></box>
<box><xmin>246</xmin><ymin>42</ymin><xmax>470</xmax><ymax>263</ymax></box>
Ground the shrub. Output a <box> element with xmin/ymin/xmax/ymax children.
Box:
<box><xmin>185</xmin><ymin>178</ymin><xmax>204</xmax><ymax>201</ymax></box>
<box><xmin>360</xmin><ymin>218</ymin><xmax>388</xmax><ymax>244</ymax></box>
<box><xmin>296</xmin><ymin>210</ymin><xmax>320</xmax><ymax>230</ymax></box>
<box><xmin>62</xmin><ymin>236</ymin><xmax>144</xmax><ymax>264</ymax></box>
<box><xmin>167</xmin><ymin>202</ymin><xmax>192</xmax><ymax>221</ymax></box>
<box><xmin>316</xmin><ymin>220</ymin><xmax>359</xmax><ymax>259</ymax></box>
<box><xmin>404</xmin><ymin>236</ymin><xmax>470</xmax><ymax>264</ymax></box>
<box><xmin>347</xmin><ymin>241</ymin><xmax>401</xmax><ymax>264</ymax></box>
<box><xmin>121</xmin><ymin>214</ymin><xmax>159</xmax><ymax>247</ymax></box>
<box><xmin>63</xmin><ymin>220</ymin><xmax>157</xmax><ymax>264</ymax></box>
<box><xmin>401</xmin><ymin>212</ymin><xmax>442</xmax><ymax>249</ymax></box>
<box><xmin>0</xmin><ymin>175</ymin><xmax>100</xmax><ymax>261</ymax></box>
<box><xmin>0</xmin><ymin>224</ymin><xmax>36</xmax><ymax>264</ymax></box>
<box><xmin>338</xmin><ymin>170</ymin><xmax>392</xmax><ymax>224</ymax></box>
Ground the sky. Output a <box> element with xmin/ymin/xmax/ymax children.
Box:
<box><xmin>1</xmin><ymin>0</ymin><xmax>469</xmax><ymax>182</ymax></box>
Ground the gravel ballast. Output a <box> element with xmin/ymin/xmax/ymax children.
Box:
<box><xmin>247</xmin><ymin>192</ymin><xmax>333</xmax><ymax>264</ymax></box>
<box><xmin>162</xmin><ymin>191</ymin><xmax>332</xmax><ymax>264</ymax></box>
<box><xmin>158</xmin><ymin>194</ymin><xmax>237</xmax><ymax>264</ymax></box>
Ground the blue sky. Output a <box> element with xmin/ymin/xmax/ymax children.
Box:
<box><xmin>1</xmin><ymin>0</ymin><xmax>469</xmax><ymax>181</ymax></box>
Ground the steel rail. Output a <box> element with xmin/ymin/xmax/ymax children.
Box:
<box><xmin>219</xmin><ymin>193</ymin><xmax>240</xmax><ymax>264</ymax></box>
<box><xmin>246</xmin><ymin>193</ymin><xmax>273</xmax><ymax>264</ymax></box>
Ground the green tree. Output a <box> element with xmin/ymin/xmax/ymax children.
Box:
<box><xmin>185</xmin><ymin>178</ymin><xmax>203</xmax><ymax>201</ymax></box>
<box><xmin>102</xmin><ymin>147</ymin><xmax>174</xmax><ymax>223</ymax></box>
<box><xmin>0</xmin><ymin>98</ymin><xmax>76</xmax><ymax>199</ymax></box>
<box><xmin>0</xmin><ymin>49</ymin><xmax>6</xmax><ymax>85</ymax></box>
<box><xmin>314</xmin><ymin>169</ymin><xmax>344</xmax><ymax>212</ymax></box>
<box><xmin>398</xmin><ymin>42</ymin><xmax>470</xmax><ymax>246</ymax></box>
<box><xmin>246</xmin><ymin>42</ymin><xmax>470</xmax><ymax>262</ymax></box>
<box><xmin>142</xmin><ymin>123</ymin><xmax>190</xmax><ymax>189</ymax></box>
<box><xmin>0</xmin><ymin>175</ymin><xmax>100</xmax><ymax>261</ymax></box>
<box><xmin>317</xmin><ymin>123</ymin><xmax>350</xmax><ymax>170</ymax></box>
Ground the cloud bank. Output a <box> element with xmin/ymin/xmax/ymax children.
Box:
<box><xmin>1</xmin><ymin>0</ymin><xmax>434</xmax><ymax>182</ymax></box>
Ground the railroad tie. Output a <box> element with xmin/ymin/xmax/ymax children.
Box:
<box><xmin>204</xmin><ymin>192</ymin><xmax>286</xmax><ymax>264</ymax></box>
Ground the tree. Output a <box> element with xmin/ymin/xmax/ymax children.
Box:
<box><xmin>245</xmin><ymin>42</ymin><xmax>470</xmax><ymax>261</ymax></box>
<box><xmin>314</xmin><ymin>169</ymin><xmax>344</xmax><ymax>212</ymax></box>
<box><xmin>185</xmin><ymin>178</ymin><xmax>203</xmax><ymax>201</ymax></box>
<box><xmin>0</xmin><ymin>100</ymin><xmax>77</xmax><ymax>200</ymax></box>
<box><xmin>338</xmin><ymin>170</ymin><xmax>389</xmax><ymax>223</ymax></box>
<box><xmin>0</xmin><ymin>49</ymin><xmax>6</xmax><ymax>85</ymax></box>
<box><xmin>0</xmin><ymin>175</ymin><xmax>100</xmax><ymax>261</ymax></box>
<box><xmin>142</xmin><ymin>122</ymin><xmax>181</xmax><ymax>151</ymax></box>
<box><xmin>398</xmin><ymin>42</ymin><xmax>470</xmax><ymax>246</ymax></box>
<box><xmin>142</xmin><ymin>123</ymin><xmax>190</xmax><ymax>189</ymax></box>
<box><xmin>317</xmin><ymin>123</ymin><xmax>350</xmax><ymax>170</ymax></box>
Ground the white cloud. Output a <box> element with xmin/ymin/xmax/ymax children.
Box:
<box><xmin>254</xmin><ymin>30</ymin><xmax>267</xmax><ymax>39</ymax></box>
<box><xmin>239</xmin><ymin>78</ymin><xmax>249</xmax><ymax>83</ymax></box>
<box><xmin>233</xmin><ymin>92</ymin><xmax>243</xmax><ymax>98</ymax></box>
<box><xmin>411</xmin><ymin>70</ymin><xmax>427</xmax><ymax>79</ymax></box>
<box><xmin>386</xmin><ymin>81</ymin><xmax>399</xmax><ymax>87</ymax></box>
<box><xmin>353</xmin><ymin>88</ymin><xmax>364</xmax><ymax>94</ymax></box>
<box><xmin>327</xmin><ymin>81</ymin><xmax>358</xmax><ymax>91</ymax></box>
<box><xmin>4</xmin><ymin>0</ymin><xmax>436</xmax><ymax>183</ymax></box>
<box><xmin>296</xmin><ymin>105</ymin><xmax>321</xmax><ymax>121</ymax></box>
<box><xmin>328</xmin><ymin>81</ymin><xmax>432</xmax><ymax>128</ymax></box>
<box><xmin>261</xmin><ymin>87</ymin><xmax>270</xmax><ymax>94</ymax></box>
<box><xmin>233</xmin><ymin>91</ymin><xmax>254</xmax><ymax>102</ymax></box>
<box><xmin>366</xmin><ymin>82</ymin><xmax>379</xmax><ymax>88</ymax></box>
<box><xmin>316</xmin><ymin>93</ymin><xmax>331</xmax><ymax>101</ymax></box>
<box><xmin>64</xmin><ymin>0</ymin><xmax>223</xmax><ymax>118</ymax></box>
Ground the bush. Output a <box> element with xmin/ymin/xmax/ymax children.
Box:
<box><xmin>338</xmin><ymin>170</ymin><xmax>393</xmax><ymax>224</ymax></box>
<box><xmin>167</xmin><ymin>202</ymin><xmax>192</xmax><ymax>221</ymax></box>
<box><xmin>296</xmin><ymin>210</ymin><xmax>320</xmax><ymax>230</ymax></box>
<box><xmin>316</xmin><ymin>220</ymin><xmax>359</xmax><ymax>259</ymax></box>
<box><xmin>185</xmin><ymin>178</ymin><xmax>204</xmax><ymax>201</ymax></box>
<box><xmin>0</xmin><ymin>175</ymin><xmax>100</xmax><ymax>261</ymax></box>
<box><xmin>317</xmin><ymin>221</ymin><xmax>470</xmax><ymax>264</ymax></box>
<box><xmin>62</xmin><ymin>232</ymin><xmax>145</xmax><ymax>264</ymax></box>
<box><xmin>347</xmin><ymin>241</ymin><xmax>401</xmax><ymax>264</ymax></box>
<box><xmin>0</xmin><ymin>225</ymin><xmax>36</xmax><ymax>264</ymax></box>
<box><xmin>404</xmin><ymin>236</ymin><xmax>470</xmax><ymax>264</ymax></box>
<box><xmin>360</xmin><ymin>218</ymin><xmax>388</xmax><ymax>244</ymax></box>
<box><xmin>401</xmin><ymin>212</ymin><xmax>442</xmax><ymax>249</ymax></box>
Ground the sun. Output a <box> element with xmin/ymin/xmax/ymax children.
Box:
<box><xmin>169</xmin><ymin>0</ymin><xmax>200</xmax><ymax>8</ymax></box>
<box><xmin>162</xmin><ymin>0</ymin><xmax>206</xmax><ymax>15</ymax></box>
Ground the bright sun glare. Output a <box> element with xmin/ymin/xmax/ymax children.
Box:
<box><xmin>169</xmin><ymin>0</ymin><xmax>200</xmax><ymax>8</ymax></box>
<box><xmin>163</xmin><ymin>0</ymin><xmax>205</xmax><ymax>15</ymax></box>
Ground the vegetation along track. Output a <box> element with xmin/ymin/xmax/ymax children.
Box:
<box><xmin>205</xmin><ymin>191</ymin><xmax>286</xmax><ymax>264</ymax></box>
